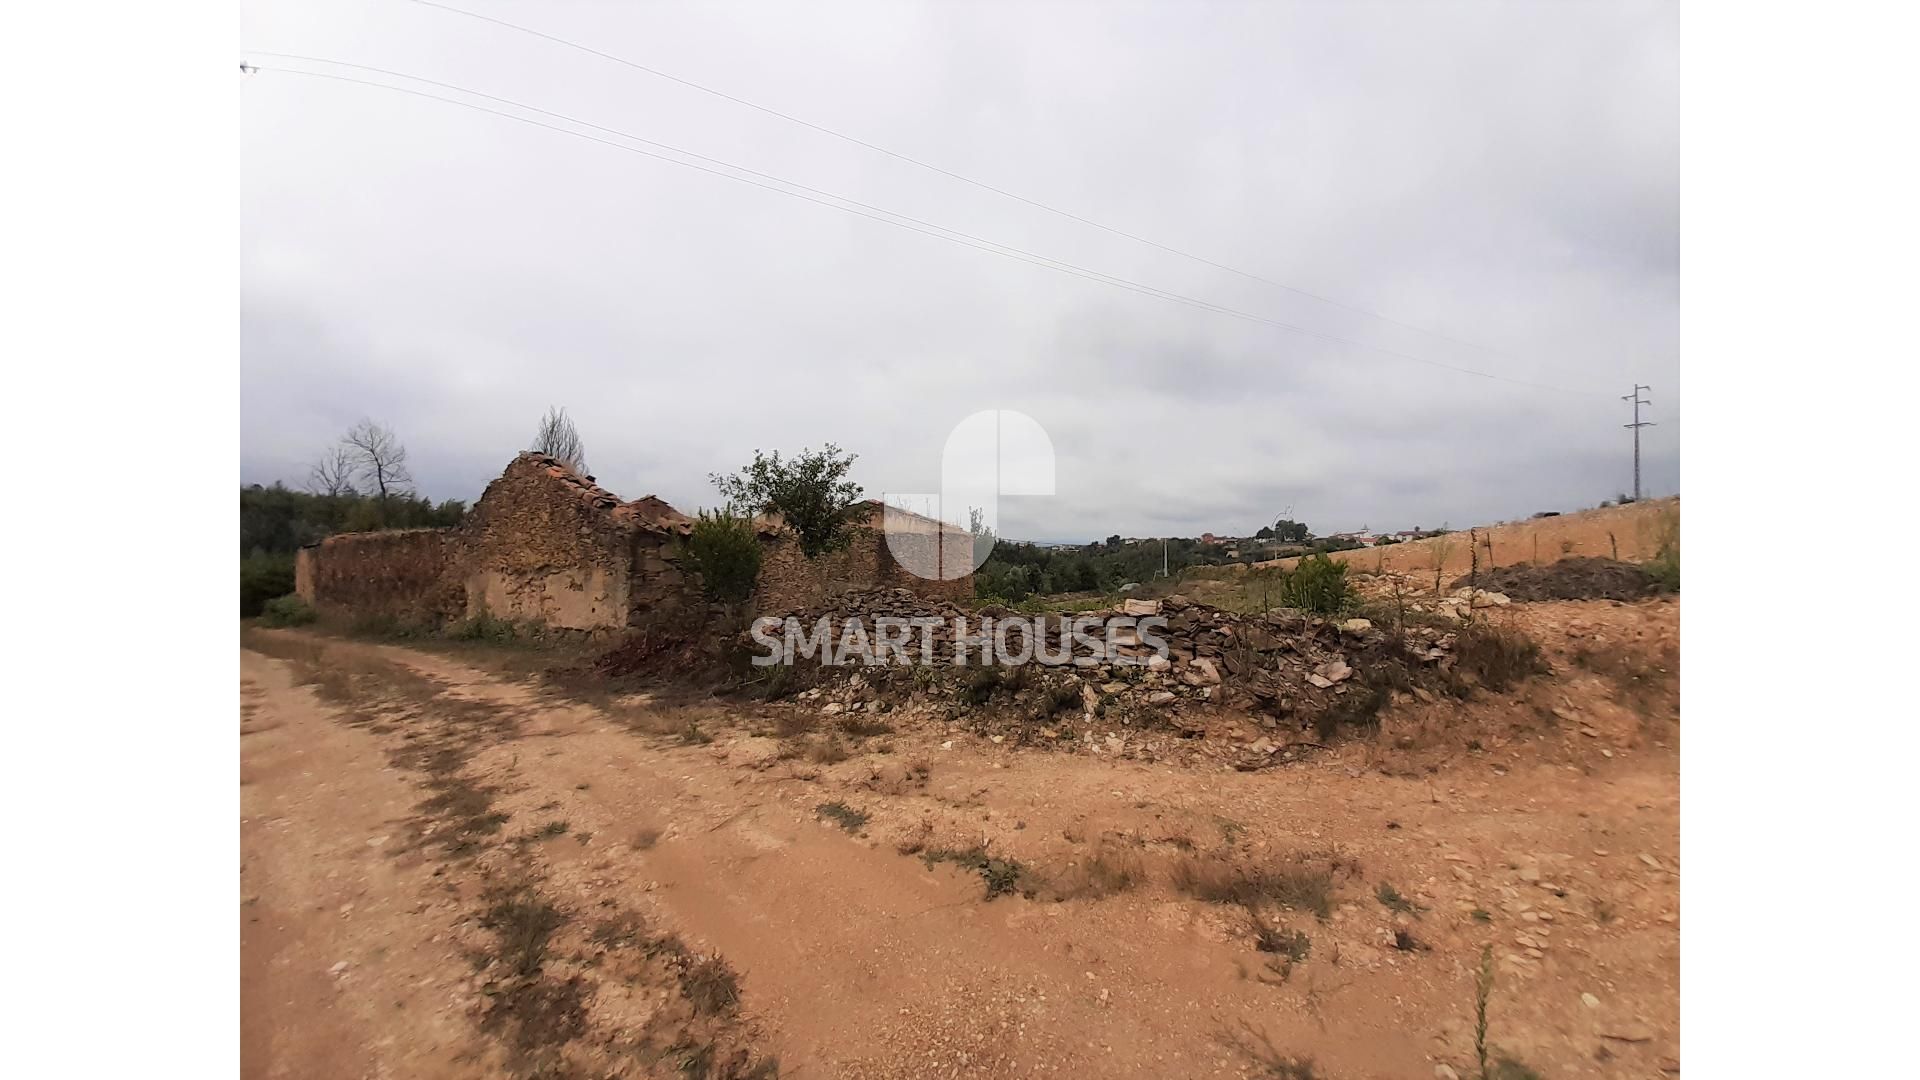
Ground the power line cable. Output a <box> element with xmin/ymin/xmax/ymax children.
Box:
<box><xmin>398</xmin><ymin>0</ymin><xmax>1573</xmax><ymax>375</ymax></box>
<box><xmin>247</xmin><ymin>53</ymin><xmax>1257</xmax><ymax>321</ymax></box>
<box><xmin>245</xmin><ymin>58</ymin><xmax>1610</xmax><ymax>397</ymax></box>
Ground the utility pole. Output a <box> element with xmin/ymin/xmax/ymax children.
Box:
<box><xmin>1622</xmin><ymin>385</ymin><xmax>1654</xmax><ymax>502</ymax></box>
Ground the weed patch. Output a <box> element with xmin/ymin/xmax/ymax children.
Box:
<box><xmin>259</xmin><ymin>594</ymin><xmax>318</xmax><ymax>627</ymax></box>
<box><xmin>1041</xmin><ymin>844</ymin><xmax>1145</xmax><ymax>900</ymax></box>
<box><xmin>1376</xmin><ymin>881</ymin><xmax>1418</xmax><ymax>915</ymax></box>
<box><xmin>815</xmin><ymin>801</ymin><xmax>869</xmax><ymax>833</ymax></box>
<box><xmin>1449</xmin><ymin>623</ymin><xmax>1547</xmax><ymax>696</ymax></box>
<box><xmin>679</xmin><ymin>956</ymin><xmax>742</xmax><ymax>1017</ymax></box>
<box><xmin>923</xmin><ymin>847</ymin><xmax>1035</xmax><ymax>900</ymax></box>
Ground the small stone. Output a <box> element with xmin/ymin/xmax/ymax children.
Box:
<box><xmin>822</xmin><ymin>703</ymin><xmax>844</xmax><ymax>716</ymax></box>
<box><xmin>1582</xmin><ymin>992</ymin><xmax>1601</xmax><ymax>1009</ymax></box>
<box><xmin>1602</xmin><ymin>1024</ymin><xmax>1655</xmax><ymax>1043</ymax></box>
<box><xmin>1185</xmin><ymin>658</ymin><xmax>1223</xmax><ymax>686</ymax></box>
<box><xmin>328</xmin><ymin>961</ymin><xmax>349</xmax><ymax>976</ymax></box>
<box><xmin>1517</xmin><ymin>864</ymin><xmax>1542</xmax><ymax>883</ymax></box>
<box><xmin>1435</xmin><ymin>1066</ymin><xmax>1461</xmax><ymax>1080</ymax></box>
<box><xmin>1341</xmin><ymin>618</ymin><xmax>1373</xmax><ymax>633</ymax></box>
<box><xmin>1147</xmin><ymin>691</ymin><xmax>1176</xmax><ymax>705</ymax></box>
<box><xmin>1638</xmin><ymin>853</ymin><xmax>1663</xmax><ymax>870</ymax></box>
<box><xmin>1306</xmin><ymin>674</ymin><xmax>1334</xmax><ymax>689</ymax></box>
<box><xmin>1314</xmin><ymin>659</ymin><xmax>1354</xmax><ymax>683</ymax></box>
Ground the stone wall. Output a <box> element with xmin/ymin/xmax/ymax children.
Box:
<box><xmin>450</xmin><ymin>455</ymin><xmax>660</xmax><ymax>631</ymax></box>
<box><xmin>294</xmin><ymin>456</ymin><xmax>969</xmax><ymax>632</ymax></box>
<box><xmin>753</xmin><ymin>505</ymin><xmax>973</xmax><ymax>614</ymax></box>
<box><xmin>295</xmin><ymin>528</ymin><xmax>453</xmax><ymax>620</ymax></box>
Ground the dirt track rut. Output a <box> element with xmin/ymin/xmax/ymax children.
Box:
<box><xmin>241</xmin><ymin>624</ymin><xmax>1679</xmax><ymax>1079</ymax></box>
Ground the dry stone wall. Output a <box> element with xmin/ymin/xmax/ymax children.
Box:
<box><xmin>451</xmin><ymin>455</ymin><xmax>666</xmax><ymax>630</ymax></box>
<box><xmin>295</xmin><ymin>528</ymin><xmax>453</xmax><ymax>620</ymax></box>
<box><xmin>754</xmin><ymin>505</ymin><xmax>972</xmax><ymax>615</ymax></box>
<box><xmin>293</xmin><ymin>454</ymin><xmax>970</xmax><ymax>633</ymax></box>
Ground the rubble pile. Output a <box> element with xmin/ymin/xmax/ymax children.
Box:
<box><xmin>749</xmin><ymin>589</ymin><xmax>1470</xmax><ymax>758</ymax></box>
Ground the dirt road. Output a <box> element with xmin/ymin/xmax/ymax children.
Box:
<box><xmin>241</xmin><ymin>605</ymin><xmax>1679</xmax><ymax>1079</ymax></box>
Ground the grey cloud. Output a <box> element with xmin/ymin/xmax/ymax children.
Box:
<box><xmin>242</xmin><ymin>0</ymin><xmax>1677</xmax><ymax>540</ymax></box>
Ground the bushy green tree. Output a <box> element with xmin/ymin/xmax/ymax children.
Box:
<box><xmin>711</xmin><ymin>445</ymin><xmax>864</xmax><ymax>558</ymax></box>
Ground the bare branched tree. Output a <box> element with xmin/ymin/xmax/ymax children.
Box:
<box><xmin>341</xmin><ymin>419</ymin><xmax>412</xmax><ymax>521</ymax></box>
<box><xmin>532</xmin><ymin>405</ymin><xmax>588</xmax><ymax>475</ymax></box>
<box><xmin>306</xmin><ymin>444</ymin><xmax>359</xmax><ymax>497</ymax></box>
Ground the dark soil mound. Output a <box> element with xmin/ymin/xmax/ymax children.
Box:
<box><xmin>1451</xmin><ymin>557</ymin><xmax>1658</xmax><ymax>602</ymax></box>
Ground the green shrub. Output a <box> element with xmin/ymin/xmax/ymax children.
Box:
<box><xmin>684</xmin><ymin>508</ymin><xmax>763</xmax><ymax>604</ymax></box>
<box><xmin>1277</xmin><ymin>554</ymin><xmax>1351</xmax><ymax>615</ymax></box>
<box><xmin>239</xmin><ymin>551</ymin><xmax>295</xmax><ymax>617</ymax></box>
<box><xmin>259</xmin><ymin>594</ymin><xmax>317</xmax><ymax>627</ymax></box>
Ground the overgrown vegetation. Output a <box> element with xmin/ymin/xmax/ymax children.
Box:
<box><xmin>239</xmin><ymin>478</ymin><xmax>465</xmax><ymax>616</ymax></box>
<box><xmin>1171</xmin><ymin>854</ymin><xmax>1338</xmax><ymax>918</ymax></box>
<box><xmin>241</xmin><ymin>550</ymin><xmax>297</xmax><ymax>617</ymax></box>
<box><xmin>1274</xmin><ymin>553</ymin><xmax>1351</xmax><ymax>615</ymax></box>
<box><xmin>259</xmin><ymin>594</ymin><xmax>317</xmax><ymax>626</ymax></box>
<box><xmin>711</xmin><ymin>444</ymin><xmax>864</xmax><ymax>558</ymax></box>
<box><xmin>684</xmin><ymin>508</ymin><xmax>763</xmax><ymax>603</ymax></box>
<box><xmin>922</xmin><ymin>847</ymin><xmax>1034</xmax><ymax>900</ymax></box>
<box><xmin>972</xmin><ymin>532</ymin><xmax>1273</xmax><ymax>602</ymax></box>
<box><xmin>815</xmin><ymin>801</ymin><xmax>869</xmax><ymax>833</ymax></box>
<box><xmin>1448</xmin><ymin>622</ymin><xmax>1549</xmax><ymax>695</ymax></box>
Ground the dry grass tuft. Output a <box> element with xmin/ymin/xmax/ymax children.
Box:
<box><xmin>1041</xmin><ymin>843</ymin><xmax>1146</xmax><ymax>900</ymax></box>
<box><xmin>1172</xmin><ymin>853</ymin><xmax>1339</xmax><ymax>918</ymax></box>
<box><xmin>679</xmin><ymin>955</ymin><xmax>742</xmax><ymax>1017</ymax></box>
<box><xmin>805</xmin><ymin>735</ymin><xmax>851</xmax><ymax>765</ymax></box>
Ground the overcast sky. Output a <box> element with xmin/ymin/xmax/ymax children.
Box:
<box><xmin>241</xmin><ymin>0</ymin><xmax>1677</xmax><ymax>542</ymax></box>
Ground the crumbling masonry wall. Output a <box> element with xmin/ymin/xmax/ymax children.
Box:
<box><xmin>451</xmin><ymin>456</ymin><xmax>655</xmax><ymax>630</ymax></box>
<box><xmin>295</xmin><ymin>528</ymin><xmax>452</xmax><ymax>620</ymax></box>
<box><xmin>294</xmin><ymin>454</ymin><xmax>969</xmax><ymax>632</ymax></box>
<box><xmin>755</xmin><ymin>507</ymin><xmax>973</xmax><ymax>614</ymax></box>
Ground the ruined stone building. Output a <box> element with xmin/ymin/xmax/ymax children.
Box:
<box><xmin>294</xmin><ymin>452</ymin><xmax>971</xmax><ymax>631</ymax></box>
